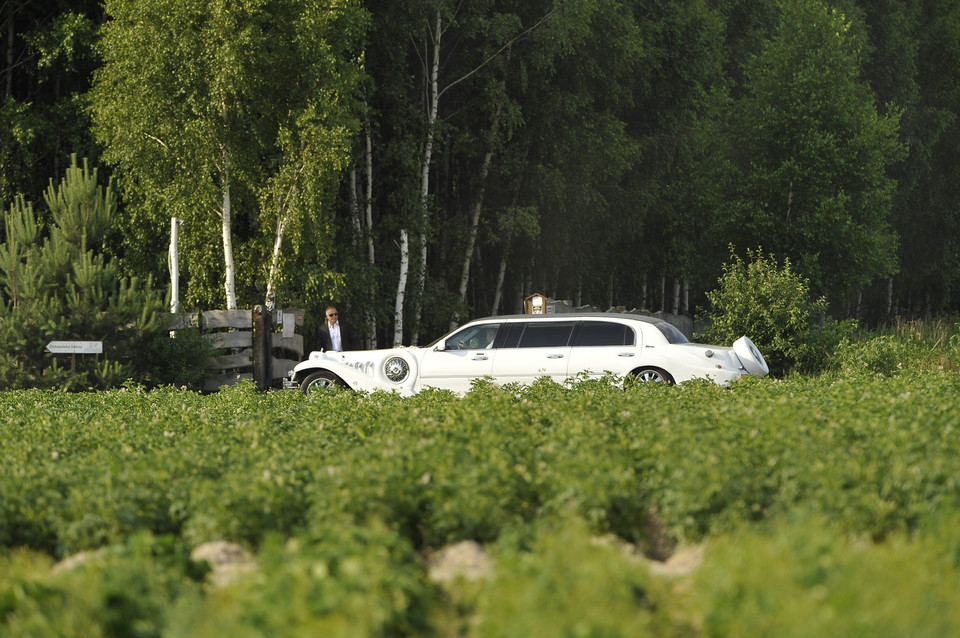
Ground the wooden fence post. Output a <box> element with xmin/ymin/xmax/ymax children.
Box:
<box><xmin>253</xmin><ymin>305</ymin><xmax>269</xmax><ymax>391</ymax></box>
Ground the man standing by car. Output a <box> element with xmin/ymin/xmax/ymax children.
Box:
<box><xmin>316</xmin><ymin>305</ymin><xmax>357</xmax><ymax>352</ymax></box>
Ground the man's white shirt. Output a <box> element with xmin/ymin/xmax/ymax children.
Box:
<box><xmin>329</xmin><ymin>321</ymin><xmax>343</xmax><ymax>351</ymax></box>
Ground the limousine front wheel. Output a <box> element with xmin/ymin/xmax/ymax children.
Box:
<box><xmin>628</xmin><ymin>367</ymin><xmax>674</xmax><ymax>385</ymax></box>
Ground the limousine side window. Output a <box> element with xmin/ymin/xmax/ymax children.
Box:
<box><xmin>516</xmin><ymin>322</ymin><xmax>576</xmax><ymax>348</ymax></box>
<box><xmin>444</xmin><ymin>323</ymin><xmax>502</xmax><ymax>350</ymax></box>
<box><xmin>574</xmin><ymin>321</ymin><xmax>635</xmax><ymax>347</ymax></box>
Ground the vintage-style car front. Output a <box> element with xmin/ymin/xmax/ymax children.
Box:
<box><xmin>289</xmin><ymin>347</ymin><xmax>426</xmax><ymax>396</ymax></box>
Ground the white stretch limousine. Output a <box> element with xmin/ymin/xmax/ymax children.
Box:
<box><xmin>287</xmin><ymin>313</ymin><xmax>769</xmax><ymax>396</ymax></box>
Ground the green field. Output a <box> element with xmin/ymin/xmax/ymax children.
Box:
<box><xmin>3</xmin><ymin>371</ymin><xmax>960</xmax><ymax>636</ymax></box>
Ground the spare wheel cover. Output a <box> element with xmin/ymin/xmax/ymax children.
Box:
<box><xmin>733</xmin><ymin>336</ymin><xmax>769</xmax><ymax>376</ymax></box>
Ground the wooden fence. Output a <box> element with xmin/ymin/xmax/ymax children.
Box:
<box><xmin>166</xmin><ymin>306</ymin><xmax>307</xmax><ymax>392</ymax></box>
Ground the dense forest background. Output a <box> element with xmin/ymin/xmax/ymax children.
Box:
<box><xmin>1</xmin><ymin>0</ymin><xmax>958</xmax><ymax>347</ymax></box>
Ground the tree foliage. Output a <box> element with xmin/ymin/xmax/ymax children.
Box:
<box><xmin>722</xmin><ymin>0</ymin><xmax>903</xmax><ymax>296</ymax></box>
<box><xmin>0</xmin><ymin>2</ymin><xmax>101</xmax><ymax>205</ymax></box>
<box><xmin>3</xmin><ymin>0</ymin><xmax>960</xmax><ymax>350</ymax></box>
<box><xmin>0</xmin><ymin>156</ymin><xmax>173</xmax><ymax>389</ymax></box>
<box><xmin>89</xmin><ymin>0</ymin><xmax>366</xmax><ymax>311</ymax></box>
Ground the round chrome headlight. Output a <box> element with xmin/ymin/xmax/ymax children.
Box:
<box><xmin>383</xmin><ymin>356</ymin><xmax>410</xmax><ymax>383</ymax></box>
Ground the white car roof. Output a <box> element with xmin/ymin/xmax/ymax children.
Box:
<box><xmin>461</xmin><ymin>312</ymin><xmax>665</xmax><ymax>326</ymax></box>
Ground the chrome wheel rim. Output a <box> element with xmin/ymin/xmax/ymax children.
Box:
<box><xmin>384</xmin><ymin>356</ymin><xmax>410</xmax><ymax>383</ymax></box>
<box><xmin>305</xmin><ymin>375</ymin><xmax>336</xmax><ymax>394</ymax></box>
<box><xmin>635</xmin><ymin>369</ymin><xmax>665</xmax><ymax>383</ymax></box>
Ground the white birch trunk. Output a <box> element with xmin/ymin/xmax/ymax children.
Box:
<box><xmin>264</xmin><ymin>213</ymin><xmax>287</xmax><ymax>311</ymax></box>
<box><xmin>221</xmin><ymin>140</ymin><xmax>237</xmax><ymax>310</ymax></box>
<box><xmin>886</xmin><ymin>277</ymin><xmax>894</xmax><ymax>318</ymax></box>
<box><xmin>263</xmin><ymin>157</ymin><xmax>308</xmax><ymax>311</ymax></box>
<box><xmin>349</xmin><ymin>166</ymin><xmax>361</xmax><ymax>247</ymax></box>
<box><xmin>491</xmin><ymin>251</ymin><xmax>507</xmax><ymax>315</ymax></box>
<box><xmin>660</xmin><ymin>275</ymin><xmax>666</xmax><ymax>313</ymax></box>
<box><xmin>169</xmin><ymin>217</ymin><xmax>180</xmax><ymax>313</ymax></box>
<box><xmin>365</xmin><ymin>114</ymin><xmax>375</xmax><ymax>268</ymax></box>
<box><xmin>364</xmin><ymin>114</ymin><xmax>378</xmax><ymax>349</ymax></box>
<box><xmin>394</xmin><ymin>229</ymin><xmax>410</xmax><ymax>346</ymax></box>
<box><xmin>450</xmin><ymin>92</ymin><xmax>503</xmax><ymax>330</ymax></box>
<box><xmin>409</xmin><ymin>9</ymin><xmax>442</xmax><ymax>346</ymax></box>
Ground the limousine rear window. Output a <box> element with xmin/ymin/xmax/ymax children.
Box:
<box><xmin>654</xmin><ymin>321</ymin><xmax>689</xmax><ymax>344</ymax></box>
<box><xmin>575</xmin><ymin>321</ymin><xmax>635</xmax><ymax>346</ymax></box>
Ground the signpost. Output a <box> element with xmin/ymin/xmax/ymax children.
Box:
<box><xmin>46</xmin><ymin>341</ymin><xmax>103</xmax><ymax>354</ymax></box>
<box><xmin>46</xmin><ymin>341</ymin><xmax>103</xmax><ymax>372</ymax></box>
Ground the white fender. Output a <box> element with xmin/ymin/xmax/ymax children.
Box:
<box><xmin>733</xmin><ymin>336</ymin><xmax>769</xmax><ymax>377</ymax></box>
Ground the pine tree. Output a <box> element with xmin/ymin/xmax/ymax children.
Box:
<box><xmin>0</xmin><ymin>154</ymin><xmax>167</xmax><ymax>389</ymax></box>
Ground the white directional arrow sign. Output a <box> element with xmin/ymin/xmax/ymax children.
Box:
<box><xmin>46</xmin><ymin>341</ymin><xmax>103</xmax><ymax>354</ymax></box>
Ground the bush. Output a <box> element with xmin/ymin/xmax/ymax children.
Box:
<box><xmin>133</xmin><ymin>326</ymin><xmax>213</xmax><ymax>389</ymax></box>
<box><xmin>700</xmin><ymin>247</ymin><xmax>849</xmax><ymax>375</ymax></box>
<box><xmin>0</xmin><ymin>534</ymin><xmax>201</xmax><ymax>637</ymax></box>
<box><xmin>831</xmin><ymin>318</ymin><xmax>960</xmax><ymax>376</ymax></box>
<box><xmin>833</xmin><ymin>335</ymin><xmax>908</xmax><ymax>376</ymax></box>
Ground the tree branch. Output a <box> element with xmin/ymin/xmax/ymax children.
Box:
<box><xmin>437</xmin><ymin>4</ymin><xmax>562</xmax><ymax>101</ymax></box>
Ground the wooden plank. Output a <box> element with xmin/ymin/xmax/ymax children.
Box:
<box><xmin>271</xmin><ymin>333</ymin><xmax>304</xmax><ymax>355</ymax></box>
<box><xmin>204</xmin><ymin>331</ymin><xmax>252</xmax><ymax>349</ymax></box>
<box><xmin>208</xmin><ymin>352</ymin><xmax>253</xmax><ymax>370</ymax></box>
<box><xmin>203</xmin><ymin>309</ymin><xmax>251</xmax><ymax>329</ymax></box>
<box><xmin>165</xmin><ymin>312</ymin><xmax>198</xmax><ymax>330</ymax></box>
<box><xmin>203</xmin><ymin>372</ymin><xmax>253</xmax><ymax>392</ymax></box>
<box><xmin>270</xmin><ymin>357</ymin><xmax>300</xmax><ymax>379</ymax></box>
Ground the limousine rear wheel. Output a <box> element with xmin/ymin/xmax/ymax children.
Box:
<box><xmin>301</xmin><ymin>370</ymin><xmax>343</xmax><ymax>395</ymax></box>
<box><xmin>628</xmin><ymin>367</ymin><xmax>675</xmax><ymax>385</ymax></box>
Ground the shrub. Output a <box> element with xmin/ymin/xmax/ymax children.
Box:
<box><xmin>700</xmin><ymin>247</ymin><xmax>848</xmax><ymax>375</ymax></box>
<box><xmin>133</xmin><ymin>326</ymin><xmax>213</xmax><ymax>389</ymax></box>
<box><xmin>0</xmin><ymin>534</ymin><xmax>201</xmax><ymax>637</ymax></box>
<box><xmin>833</xmin><ymin>335</ymin><xmax>907</xmax><ymax>376</ymax></box>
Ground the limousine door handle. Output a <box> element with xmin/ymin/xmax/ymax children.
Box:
<box><xmin>547</xmin><ymin>354</ymin><xmax>565</xmax><ymax>359</ymax></box>
<box><xmin>472</xmin><ymin>355</ymin><xmax>489</xmax><ymax>361</ymax></box>
<box><xmin>618</xmin><ymin>352</ymin><xmax>635</xmax><ymax>357</ymax></box>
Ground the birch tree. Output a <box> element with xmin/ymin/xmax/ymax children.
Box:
<box><xmin>90</xmin><ymin>0</ymin><xmax>365</xmax><ymax>311</ymax></box>
<box><xmin>387</xmin><ymin>1</ymin><xmax>558</xmax><ymax>344</ymax></box>
<box><xmin>393</xmin><ymin>7</ymin><xmax>442</xmax><ymax>347</ymax></box>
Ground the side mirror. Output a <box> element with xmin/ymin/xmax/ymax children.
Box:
<box><xmin>434</xmin><ymin>342</ymin><xmax>446</xmax><ymax>352</ymax></box>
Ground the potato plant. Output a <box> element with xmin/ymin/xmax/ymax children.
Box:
<box><xmin>2</xmin><ymin>372</ymin><xmax>960</xmax><ymax>635</ymax></box>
